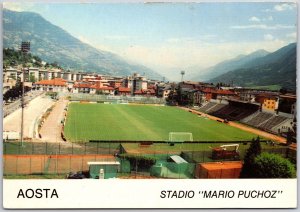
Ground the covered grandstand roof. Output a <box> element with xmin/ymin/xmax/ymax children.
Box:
<box><xmin>280</xmin><ymin>94</ymin><xmax>296</xmax><ymax>99</ymax></box>
<box><xmin>228</xmin><ymin>98</ymin><xmax>260</xmax><ymax>105</ymax></box>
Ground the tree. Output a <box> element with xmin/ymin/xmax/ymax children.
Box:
<box><xmin>279</xmin><ymin>87</ymin><xmax>288</xmax><ymax>95</ymax></box>
<box><xmin>3</xmin><ymin>81</ymin><xmax>31</xmax><ymax>102</ymax></box>
<box><xmin>29</xmin><ymin>73</ymin><xmax>36</xmax><ymax>83</ymax></box>
<box><xmin>50</xmin><ymin>61</ymin><xmax>62</xmax><ymax>69</ymax></box>
<box><xmin>240</xmin><ymin>137</ymin><xmax>262</xmax><ymax>178</ymax></box>
<box><xmin>253</xmin><ymin>153</ymin><xmax>296</xmax><ymax>178</ymax></box>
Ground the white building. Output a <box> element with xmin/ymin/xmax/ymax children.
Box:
<box><xmin>34</xmin><ymin>78</ymin><xmax>68</xmax><ymax>92</ymax></box>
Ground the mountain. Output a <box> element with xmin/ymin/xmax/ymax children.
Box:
<box><xmin>3</xmin><ymin>9</ymin><xmax>163</xmax><ymax>80</ymax></box>
<box><xmin>188</xmin><ymin>49</ymin><xmax>270</xmax><ymax>81</ymax></box>
<box><xmin>184</xmin><ymin>65</ymin><xmax>208</xmax><ymax>80</ymax></box>
<box><xmin>209</xmin><ymin>43</ymin><xmax>297</xmax><ymax>91</ymax></box>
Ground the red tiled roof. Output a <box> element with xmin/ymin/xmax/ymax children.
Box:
<box><xmin>74</xmin><ymin>83</ymin><xmax>93</xmax><ymax>88</ymax></box>
<box><xmin>88</xmin><ymin>83</ymin><xmax>114</xmax><ymax>90</ymax></box>
<box><xmin>35</xmin><ymin>78</ymin><xmax>67</xmax><ymax>86</ymax></box>
<box><xmin>96</xmin><ymin>86</ymin><xmax>114</xmax><ymax>91</ymax></box>
<box><xmin>134</xmin><ymin>90</ymin><xmax>143</xmax><ymax>94</ymax></box>
<box><xmin>256</xmin><ymin>93</ymin><xmax>278</xmax><ymax>98</ymax></box>
<box><xmin>213</xmin><ymin>90</ymin><xmax>235</xmax><ymax>95</ymax></box>
<box><xmin>201</xmin><ymin>88</ymin><xmax>214</xmax><ymax>93</ymax></box>
<box><xmin>118</xmin><ymin>87</ymin><xmax>131</xmax><ymax>92</ymax></box>
<box><xmin>89</xmin><ymin>84</ymin><xmax>97</xmax><ymax>89</ymax></box>
<box><xmin>201</xmin><ymin>88</ymin><xmax>235</xmax><ymax>95</ymax></box>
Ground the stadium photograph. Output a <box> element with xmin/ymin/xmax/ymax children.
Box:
<box><xmin>2</xmin><ymin>2</ymin><xmax>297</xmax><ymax>180</ymax></box>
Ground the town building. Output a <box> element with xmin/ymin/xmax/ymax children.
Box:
<box><xmin>278</xmin><ymin>94</ymin><xmax>296</xmax><ymax>116</ymax></box>
<box><xmin>115</xmin><ymin>87</ymin><xmax>131</xmax><ymax>96</ymax></box>
<box><xmin>255</xmin><ymin>93</ymin><xmax>279</xmax><ymax>112</ymax></box>
<box><xmin>34</xmin><ymin>78</ymin><xmax>68</xmax><ymax>92</ymax></box>
<box><xmin>134</xmin><ymin>88</ymin><xmax>156</xmax><ymax>96</ymax></box>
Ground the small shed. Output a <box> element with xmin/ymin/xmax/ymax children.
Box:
<box><xmin>169</xmin><ymin>155</ymin><xmax>188</xmax><ymax>164</ymax></box>
<box><xmin>88</xmin><ymin>161</ymin><xmax>120</xmax><ymax>179</ymax></box>
<box><xmin>195</xmin><ymin>161</ymin><xmax>243</xmax><ymax>179</ymax></box>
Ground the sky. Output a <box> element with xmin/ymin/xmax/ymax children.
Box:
<box><xmin>3</xmin><ymin>2</ymin><xmax>298</xmax><ymax>81</ymax></box>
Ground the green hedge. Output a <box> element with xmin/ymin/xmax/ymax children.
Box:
<box><xmin>253</xmin><ymin>152</ymin><xmax>296</xmax><ymax>178</ymax></box>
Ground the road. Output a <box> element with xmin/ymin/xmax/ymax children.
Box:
<box><xmin>3</xmin><ymin>90</ymin><xmax>45</xmax><ymax>117</ymax></box>
<box><xmin>39</xmin><ymin>99</ymin><xmax>69</xmax><ymax>142</ymax></box>
<box><xmin>3</xmin><ymin>95</ymin><xmax>54</xmax><ymax>139</ymax></box>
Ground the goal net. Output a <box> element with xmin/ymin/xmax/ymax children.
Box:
<box><xmin>169</xmin><ymin>132</ymin><xmax>193</xmax><ymax>142</ymax></box>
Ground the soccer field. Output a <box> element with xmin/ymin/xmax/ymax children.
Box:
<box><xmin>64</xmin><ymin>103</ymin><xmax>258</xmax><ymax>142</ymax></box>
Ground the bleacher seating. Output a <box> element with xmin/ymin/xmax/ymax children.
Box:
<box><xmin>206</xmin><ymin>103</ymin><xmax>226</xmax><ymax>113</ymax></box>
<box><xmin>209</xmin><ymin>103</ymin><xmax>258</xmax><ymax>121</ymax></box>
<box><xmin>228</xmin><ymin>107</ymin><xmax>258</xmax><ymax>121</ymax></box>
<box><xmin>244</xmin><ymin>112</ymin><xmax>273</xmax><ymax>127</ymax></box>
<box><xmin>198</xmin><ymin>102</ymin><xmax>217</xmax><ymax>113</ymax></box>
<box><xmin>259</xmin><ymin>116</ymin><xmax>288</xmax><ymax>131</ymax></box>
<box><xmin>210</xmin><ymin>105</ymin><xmax>236</xmax><ymax>120</ymax></box>
<box><xmin>195</xmin><ymin>100</ymin><xmax>292</xmax><ymax>136</ymax></box>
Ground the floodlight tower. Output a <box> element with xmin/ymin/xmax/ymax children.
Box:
<box><xmin>180</xmin><ymin>70</ymin><xmax>185</xmax><ymax>82</ymax></box>
<box><xmin>20</xmin><ymin>41</ymin><xmax>30</xmax><ymax>147</ymax></box>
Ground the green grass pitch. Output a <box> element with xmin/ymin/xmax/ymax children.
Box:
<box><xmin>64</xmin><ymin>103</ymin><xmax>258</xmax><ymax>142</ymax></box>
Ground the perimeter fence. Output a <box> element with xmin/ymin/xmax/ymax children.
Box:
<box><xmin>3</xmin><ymin>141</ymin><xmax>121</xmax><ymax>155</ymax></box>
<box><xmin>67</xmin><ymin>93</ymin><xmax>166</xmax><ymax>104</ymax></box>
<box><xmin>3</xmin><ymin>141</ymin><xmax>295</xmax><ymax>178</ymax></box>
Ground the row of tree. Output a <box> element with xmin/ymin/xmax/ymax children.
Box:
<box><xmin>3</xmin><ymin>48</ymin><xmax>62</xmax><ymax>69</ymax></box>
<box><xmin>3</xmin><ymin>81</ymin><xmax>31</xmax><ymax>102</ymax></box>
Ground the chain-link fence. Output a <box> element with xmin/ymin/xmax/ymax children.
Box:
<box><xmin>3</xmin><ymin>141</ymin><xmax>294</xmax><ymax>179</ymax></box>
<box><xmin>3</xmin><ymin>141</ymin><xmax>121</xmax><ymax>155</ymax></box>
<box><xmin>3</xmin><ymin>154</ymin><xmax>116</xmax><ymax>176</ymax></box>
<box><xmin>180</xmin><ymin>147</ymin><xmax>291</xmax><ymax>163</ymax></box>
<box><xmin>67</xmin><ymin>93</ymin><xmax>166</xmax><ymax>104</ymax></box>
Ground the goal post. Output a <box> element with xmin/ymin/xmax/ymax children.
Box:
<box><xmin>169</xmin><ymin>132</ymin><xmax>193</xmax><ymax>142</ymax></box>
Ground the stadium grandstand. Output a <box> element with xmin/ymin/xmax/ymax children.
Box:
<box><xmin>197</xmin><ymin>99</ymin><xmax>295</xmax><ymax>136</ymax></box>
<box><xmin>198</xmin><ymin>102</ymin><xmax>219</xmax><ymax>113</ymax></box>
<box><xmin>243</xmin><ymin>112</ymin><xmax>274</xmax><ymax>126</ymax></box>
<box><xmin>242</xmin><ymin>112</ymin><xmax>293</xmax><ymax>134</ymax></box>
<box><xmin>208</xmin><ymin>100</ymin><xmax>260</xmax><ymax>121</ymax></box>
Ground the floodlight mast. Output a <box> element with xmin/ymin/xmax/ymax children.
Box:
<box><xmin>180</xmin><ymin>70</ymin><xmax>185</xmax><ymax>82</ymax></box>
<box><xmin>20</xmin><ymin>41</ymin><xmax>30</xmax><ymax>147</ymax></box>
<box><xmin>20</xmin><ymin>68</ymin><xmax>25</xmax><ymax>147</ymax></box>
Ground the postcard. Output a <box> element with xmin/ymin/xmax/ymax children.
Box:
<box><xmin>2</xmin><ymin>1</ymin><xmax>297</xmax><ymax>209</ymax></box>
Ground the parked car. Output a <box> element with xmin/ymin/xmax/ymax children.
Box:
<box><xmin>66</xmin><ymin>171</ymin><xmax>86</xmax><ymax>179</ymax></box>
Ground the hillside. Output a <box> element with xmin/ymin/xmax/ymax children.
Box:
<box><xmin>209</xmin><ymin>43</ymin><xmax>297</xmax><ymax>91</ymax></box>
<box><xmin>3</xmin><ymin>9</ymin><xmax>162</xmax><ymax>80</ymax></box>
<box><xmin>188</xmin><ymin>49</ymin><xmax>269</xmax><ymax>81</ymax></box>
